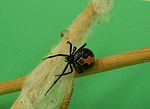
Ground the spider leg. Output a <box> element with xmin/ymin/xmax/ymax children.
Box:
<box><xmin>64</xmin><ymin>63</ymin><xmax>73</xmax><ymax>75</ymax></box>
<box><xmin>67</xmin><ymin>41</ymin><xmax>72</xmax><ymax>55</ymax></box>
<box><xmin>55</xmin><ymin>63</ymin><xmax>73</xmax><ymax>76</ymax></box>
<box><xmin>73</xmin><ymin>43</ymin><xmax>87</xmax><ymax>55</ymax></box>
<box><xmin>72</xmin><ymin>47</ymin><xmax>77</xmax><ymax>55</ymax></box>
<box><xmin>45</xmin><ymin>62</ymin><xmax>69</xmax><ymax>96</ymax></box>
<box><xmin>43</xmin><ymin>54</ymin><xmax>69</xmax><ymax>60</ymax></box>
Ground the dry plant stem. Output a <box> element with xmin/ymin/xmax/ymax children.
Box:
<box><xmin>63</xmin><ymin>3</ymin><xmax>96</xmax><ymax>43</ymax></box>
<box><xmin>0</xmin><ymin>77</ymin><xmax>25</xmax><ymax>95</ymax></box>
<box><xmin>1</xmin><ymin>47</ymin><xmax>150</xmax><ymax>95</ymax></box>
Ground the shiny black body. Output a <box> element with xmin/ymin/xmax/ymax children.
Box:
<box><xmin>43</xmin><ymin>41</ymin><xmax>94</xmax><ymax>95</ymax></box>
<box><xmin>73</xmin><ymin>48</ymin><xmax>94</xmax><ymax>73</ymax></box>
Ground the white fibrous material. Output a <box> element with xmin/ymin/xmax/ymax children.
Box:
<box><xmin>14</xmin><ymin>42</ymin><xmax>75</xmax><ymax>109</ymax></box>
<box><xmin>92</xmin><ymin>0</ymin><xmax>113</xmax><ymax>19</ymax></box>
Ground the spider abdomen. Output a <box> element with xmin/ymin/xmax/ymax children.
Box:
<box><xmin>74</xmin><ymin>48</ymin><xmax>94</xmax><ymax>73</ymax></box>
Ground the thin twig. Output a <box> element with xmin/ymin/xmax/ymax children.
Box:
<box><xmin>77</xmin><ymin>47</ymin><xmax>150</xmax><ymax>76</ymax></box>
<box><xmin>0</xmin><ymin>77</ymin><xmax>25</xmax><ymax>95</ymax></box>
<box><xmin>1</xmin><ymin>47</ymin><xmax>150</xmax><ymax>95</ymax></box>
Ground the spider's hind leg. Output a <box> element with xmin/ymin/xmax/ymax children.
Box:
<box><xmin>45</xmin><ymin>62</ymin><xmax>70</xmax><ymax>95</ymax></box>
<box><xmin>55</xmin><ymin>63</ymin><xmax>73</xmax><ymax>76</ymax></box>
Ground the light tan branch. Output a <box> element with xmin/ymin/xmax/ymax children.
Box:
<box><xmin>0</xmin><ymin>77</ymin><xmax>25</xmax><ymax>95</ymax></box>
<box><xmin>77</xmin><ymin>47</ymin><xmax>150</xmax><ymax>77</ymax></box>
<box><xmin>1</xmin><ymin>47</ymin><xmax>150</xmax><ymax>95</ymax></box>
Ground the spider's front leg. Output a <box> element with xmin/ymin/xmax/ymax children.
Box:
<box><xmin>67</xmin><ymin>41</ymin><xmax>73</xmax><ymax>55</ymax></box>
<box><xmin>72</xmin><ymin>46</ymin><xmax>77</xmax><ymax>55</ymax></box>
<box><xmin>67</xmin><ymin>41</ymin><xmax>77</xmax><ymax>55</ymax></box>
<box><xmin>74</xmin><ymin>43</ymin><xmax>87</xmax><ymax>55</ymax></box>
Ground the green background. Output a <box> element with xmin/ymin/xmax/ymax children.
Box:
<box><xmin>0</xmin><ymin>0</ymin><xmax>150</xmax><ymax>109</ymax></box>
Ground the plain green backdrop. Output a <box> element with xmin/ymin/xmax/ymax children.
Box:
<box><xmin>0</xmin><ymin>0</ymin><xmax>150</xmax><ymax>109</ymax></box>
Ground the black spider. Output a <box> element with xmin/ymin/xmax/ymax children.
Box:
<box><xmin>43</xmin><ymin>41</ymin><xmax>94</xmax><ymax>95</ymax></box>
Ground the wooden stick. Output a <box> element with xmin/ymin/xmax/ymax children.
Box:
<box><xmin>0</xmin><ymin>77</ymin><xmax>25</xmax><ymax>95</ymax></box>
<box><xmin>1</xmin><ymin>47</ymin><xmax>150</xmax><ymax>95</ymax></box>
<box><xmin>77</xmin><ymin>47</ymin><xmax>150</xmax><ymax>76</ymax></box>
